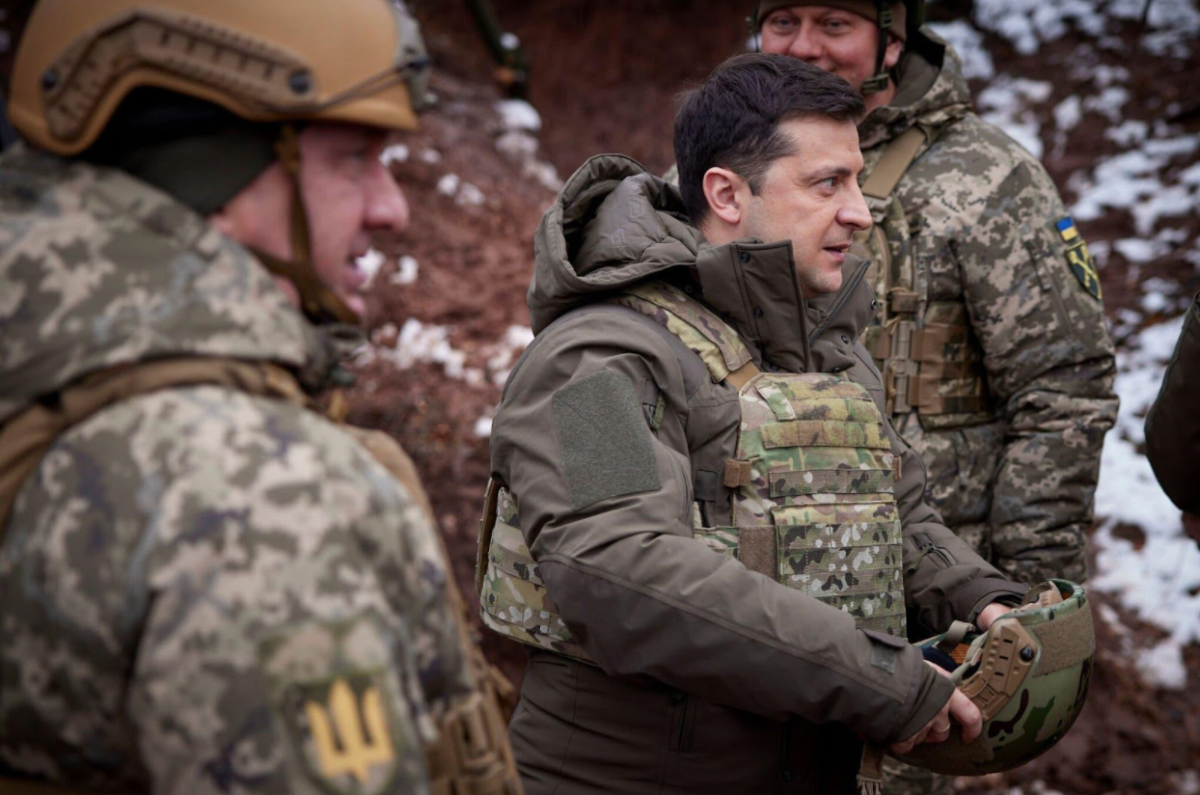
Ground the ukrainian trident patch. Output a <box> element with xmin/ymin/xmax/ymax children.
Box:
<box><xmin>1055</xmin><ymin>217</ymin><xmax>1102</xmax><ymax>300</ymax></box>
<box><xmin>285</xmin><ymin>673</ymin><xmax>399</xmax><ymax>795</ymax></box>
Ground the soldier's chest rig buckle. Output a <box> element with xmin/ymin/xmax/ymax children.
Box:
<box><xmin>853</xmin><ymin>127</ymin><xmax>994</xmax><ymax>423</ymax></box>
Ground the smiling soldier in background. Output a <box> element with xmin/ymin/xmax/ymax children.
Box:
<box><xmin>0</xmin><ymin>1</ymin><xmax>519</xmax><ymax>793</ymax></box>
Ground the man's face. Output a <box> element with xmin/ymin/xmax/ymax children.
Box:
<box><xmin>215</xmin><ymin>122</ymin><xmax>410</xmax><ymax>318</ymax></box>
<box><xmin>299</xmin><ymin>124</ymin><xmax>410</xmax><ymax>317</ymax></box>
<box><xmin>759</xmin><ymin>6</ymin><xmax>902</xmax><ymax>97</ymax></box>
<box><xmin>741</xmin><ymin>116</ymin><xmax>870</xmax><ymax>295</ymax></box>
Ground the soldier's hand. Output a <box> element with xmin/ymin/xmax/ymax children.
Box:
<box><xmin>977</xmin><ymin>601</ymin><xmax>1014</xmax><ymax>630</ymax></box>
<box><xmin>888</xmin><ymin>662</ymin><xmax>983</xmax><ymax>755</ymax></box>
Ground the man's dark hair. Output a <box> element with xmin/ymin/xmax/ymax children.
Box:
<box><xmin>674</xmin><ymin>53</ymin><xmax>865</xmax><ymax>225</ymax></box>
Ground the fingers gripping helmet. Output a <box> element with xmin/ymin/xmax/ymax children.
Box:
<box><xmin>895</xmin><ymin>580</ymin><xmax>1096</xmax><ymax>776</ymax></box>
<box><xmin>8</xmin><ymin>0</ymin><xmax>431</xmax><ymax>323</ymax></box>
<box><xmin>749</xmin><ymin>1</ymin><xmax>926</xmax><ymax>94</ymax></box>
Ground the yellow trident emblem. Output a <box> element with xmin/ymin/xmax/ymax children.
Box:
<box><xmin>305</xmin><ymin>678</ymin><xmax>396</xmax><ymax>785</ymax></box>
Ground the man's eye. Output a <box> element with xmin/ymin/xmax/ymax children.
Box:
<box><xmin>820</xmin><ymin>177</ymin><xmax>837</xmax><ymax>189</ymax></box>
<box><xmin>768</xmin><ymin>16</ymin><xmax>795</xmax><ymax>32</ymax></box>
<box><xmin>823</xmin><ymin>18</ymin><xmax>847</xmax><ymax>32</ymax></box>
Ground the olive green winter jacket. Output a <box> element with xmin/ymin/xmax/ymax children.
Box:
<box><xmin>489</xmin><ymin>155</ymin><xmax>1024</xmax><ymax>795</ymax></box>
<box><xmin>1145</xmin><ymin>293</ymin><xmax>1200</xmax><ymax>515</ymax></box>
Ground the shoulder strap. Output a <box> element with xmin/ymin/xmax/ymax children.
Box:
<box><xmin>0</xmin><ymin>357</ymin><xmax>308</xmax><ymax>538</ymax></box>
<box><xmin>610</xmin><ymin>281</ymin><xmax>760</xmax><ymax>388</ymax></box>
<box><xmin>339</xmin><ymin>426</ymin><xmax>523</xmax><ymax>795</ymax></box>
<box><xmin>860</xmin><ymin>126</ymin><xmax>928</xmax><ymax>202</ymax></box>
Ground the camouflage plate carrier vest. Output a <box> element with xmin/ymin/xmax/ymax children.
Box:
<box><xmin>477</xmin><ymin>282</ymin><xmax>907</xmax><ymax>665</ymax></box>
<box><xmin>0</xmin><ymin>358</ymin><xmax>522</xmax><ymax>795</ymax></box>
<box><xmin>855</xmin><ymin>125</ymin><xmax>993</xmax><ymax>423</ymax></box>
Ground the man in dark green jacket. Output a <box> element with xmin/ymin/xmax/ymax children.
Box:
<box><xmin>1146</xmin><ymin>295</ymin><xmax>1200</xmax><ymax>515</ymax></box>
<box><xmin>483</xmin><ymin>53</ymin><xmax>1024</xmax><ymax>794</ymax></box>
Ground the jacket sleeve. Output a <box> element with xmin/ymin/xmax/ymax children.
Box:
<box><xmin>1145</xmin><ymin>294</ymin><xmax>1200</xmax><ymax>514</ymax></box>
<box><xmin>958</xmin><ymin>158</ymin><xmax>1118</xmax><ymax>584</ymax></box>
<box><xmin>491</xmin><ymin>310</ymin><xmax>952</xmax><ymax>745</ymax></box>
<box><xmin>851</xmin><ymin>343</ymin><xmax>1027</xmax><ymax>634</ymax></box>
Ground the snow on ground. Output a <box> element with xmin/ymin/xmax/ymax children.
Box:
<box><xmin>971</xmin><ymin>0</ymin><xmax>1200</xmax><ymax>57</ymax></box>
<box><xmin>976</xmin><ymin>76</ymin><xmax>1052</xmax><ymax>158</ymax></box>
<box><xmin>356</xmin><ymin>248</ymin><xmax>386</xmax><ymax>288</ymax></box>
<box><xmin>365</xmin><ymin>320</ymin><xmax>533</xmax><ymax>403</ymax></box>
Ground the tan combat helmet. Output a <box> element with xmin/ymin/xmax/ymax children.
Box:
<box><xmin>750</xmin><ymin>0</ymin><xmax>925</xmax><ymax>93</ymax></box>
<box><xmin>8</xmin><ymin>0</ymin><xmax>431</xmax><ymax>323</ymax></box>
<box><xmin>896</xmin><ymin>580</ymin><xmax>1096</xmax><ymax>775</ymax></box>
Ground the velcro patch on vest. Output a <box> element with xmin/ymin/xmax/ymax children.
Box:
<box><xmin>1054</xmin><ymin>217</ymin><xmax>1102</xmax><ymax>300</ymax></box>
<box><xmin>553</xmin><ymin>369</ymin><xmax>661</xmax><ymax>511</ymax></box>
<box><xmin>762</xmin><ymin>420</ymin><xmax>889</xmax><ymax>450</ymax></box>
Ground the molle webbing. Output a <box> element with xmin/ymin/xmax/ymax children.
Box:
<box><xmin>477</xmin><ymin>480</ymin><xmax>594</xmax><ymax>662</ymax></box>
<box><xmin>0</xmin><ymin>357</ymin><xmax>309</xmax><ymax>537</ymax></box>
<box><xmin>857</xmin><ymin>122</ymin><xmax>992</xmax><ymax>419</ymax></box>
<box><xmin>866</xmin><ymin>301</ymin><xmax>991</xmax><ymax>416</ymax></box>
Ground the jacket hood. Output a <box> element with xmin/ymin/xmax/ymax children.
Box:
<box><xmin>530</xmin><ymin>155</ymin><xmax>836</xmax><ymax>372</ymax></box>
<box><xmin>0</xmin><ymin>145</ymin><xmax>346</xmax><ymax>423</ymax></box>
<box><xmin>858</xmin><ymin>28</ymin><xmax>972</xmax><ymax>150</ymax></box>
<box><xmin>528</xmin><ymin>154</ymin><xmax>704</xmax><ymax>334</ymax></box>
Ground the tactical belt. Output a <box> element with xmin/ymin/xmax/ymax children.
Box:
<box><xmin>0</xmin><ymin>357</ymin><xmax>523</xmax><ymax>795</ymax></box>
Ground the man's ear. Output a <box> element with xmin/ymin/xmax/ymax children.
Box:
<box><xmin>883</xmin><ymin>33</ymin><xmax>904</xmax><ymax>71</ymax></box>
<box><xmin>702</xmin><ymin>166</ymin><xmax>745</xmax><ymax>226</ymax></box>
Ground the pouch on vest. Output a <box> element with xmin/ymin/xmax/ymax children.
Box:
<box><xmin>854</xmin><ymin>125</ymin><xmax>993</xmax><ymax>426</ymax></box>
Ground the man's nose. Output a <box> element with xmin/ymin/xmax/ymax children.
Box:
<box><xmin>367</xmin><ymin>161</ymin><xmax>410</xmax><ymax>234</ymax></box>
<box><xmin>787</xmin><ymin>28</ymin><xmax>823</xmax><ymax>62</ymax></box>
<box><xmin>839</xmin><ymin>183</ymin><xmax>872</xmax><ymax>231</ymax></box>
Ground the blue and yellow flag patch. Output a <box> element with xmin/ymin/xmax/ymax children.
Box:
<box><xmin>1055</xmin><ymin>217</ymin><xmax>1102</xmax><ymax>300</ymax></box>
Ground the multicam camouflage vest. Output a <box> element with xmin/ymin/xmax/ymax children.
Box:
<box><xmin>0</xmin><ymin>357</ymin><xmax>522</xmax><ymax>795</ymax></box>
<box><xmin>477</xmin><ymin>282</ymin><xmax>907</xmax><ymax>664</ymax></box>
<box><xmin>855</xmin><ymin>126</ymin><xmax>993</xmax><ymax>422</ymax></box>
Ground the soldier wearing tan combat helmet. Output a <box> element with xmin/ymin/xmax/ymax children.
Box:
<box><xmin>0</xmin><ymin>2</ymin><xmax>520</xmax><ymax>793</ymax></box>
<box><xmin>746</xmin><ymin>1</ymin><xmax>1118</xmax><ymax>792</ymax></box>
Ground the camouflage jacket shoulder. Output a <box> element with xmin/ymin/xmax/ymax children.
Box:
<box><xmin>0</xmin><ymin>381</ymin><xmax>471</xmax><ymax>793</ymax></box>
<box><xmin>0</xmin><ymin>144</ymin><xmax>322</xmax><ymax>424</ymax></box>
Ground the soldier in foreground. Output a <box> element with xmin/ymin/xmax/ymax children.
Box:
<box><xmin>753</xmin><ymin>0</ymin><xmax>1118</xmax><ymax>585</ymax></box>
<box><xmin>0</xmin><ymin>1</ymin><xmax>518</xmax><ymax>793</ymax></box>
<box><xmin>480</xmin><ymin>53</ymin><xmax>1026</xmax><ymax>794</ymax></box>
<box><xmin>748</xmin><ymin>4</ymin><xmax>1119</xmax><ymax>792</ymax></box>
<box><xmin>1145</xmin><ymin>294</ymin><xmax>1200</xmax><ymax>515</ymax></box>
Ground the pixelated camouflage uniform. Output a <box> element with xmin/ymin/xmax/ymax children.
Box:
<box><xmin>0</xmin><ymin>145</ymin><xmax>473</xmax><ymax>795</ymax></box>
<box><xmin>858</xmin><ymin>31</ymin><xmax>1118</xmax><ymax>586</ymax></box>
<box><xmin>488</xmin><ymin>155</ymin><xmax>1025</xmax><ymax>794</ymax></box>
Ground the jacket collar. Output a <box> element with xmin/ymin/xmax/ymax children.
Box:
<box><xmin>694</xmin><ymin>240</ymin><xmax>813</xmax><ymax>373</ymax></box>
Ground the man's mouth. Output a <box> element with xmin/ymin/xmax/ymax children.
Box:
<box><xmin>824</xmin><ymin>242</ymin><xmax>851</xmax><ymax>261</ymax></box>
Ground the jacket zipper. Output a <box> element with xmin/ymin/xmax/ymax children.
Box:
<box><xmin>810</xmin><ymin>257</ymin><xmax>871</xmax><ymax>341</ymax></box>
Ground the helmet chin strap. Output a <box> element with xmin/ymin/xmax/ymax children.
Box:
<box><xmin>250</xmin><ymin>124</ymin><xmax>360</xmax><ymax>325</ymax></box>
<box><xmin>860</xmin><ymin>0</ymin><xmax>893</xmax><ymax>94</ymax></box>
